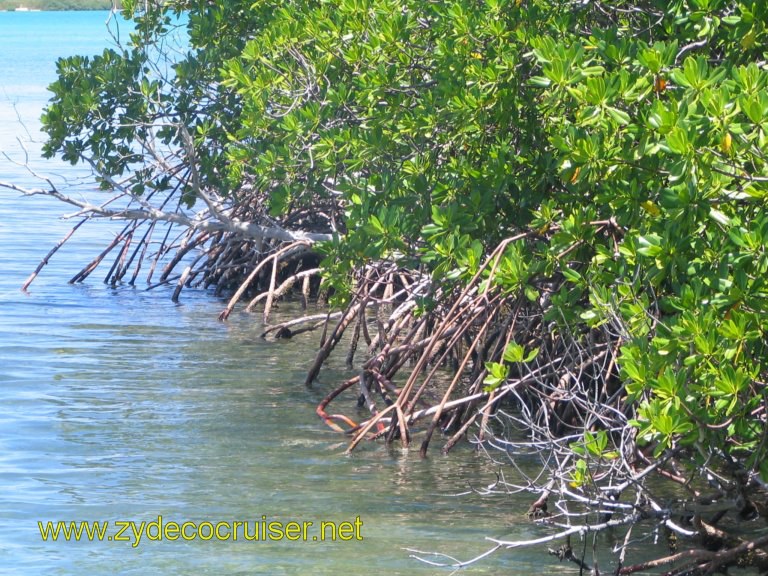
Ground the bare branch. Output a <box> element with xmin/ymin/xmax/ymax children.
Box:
<box><xmin>0</xmin><ymin>180</ymin><xmax>333</xmax><ymax>243</ymax></box>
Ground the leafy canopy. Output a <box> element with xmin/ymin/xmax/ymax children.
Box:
<box><xmin>42</xmin><ymin>0</ymin><xmax>768</xmax><ymax>478</ymax></box>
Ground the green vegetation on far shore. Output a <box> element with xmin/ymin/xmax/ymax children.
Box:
<box><xmin>0</xmin><ymin>0</ymin><xmax>115</xmax><ymax>10</ymax></box>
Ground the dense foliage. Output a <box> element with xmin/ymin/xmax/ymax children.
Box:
<box><xmin>34</xmin><ymin>0</ymin><xmax>768</xmax><ymax>571</ymax></box>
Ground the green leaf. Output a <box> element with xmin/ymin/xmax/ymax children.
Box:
<box><xmin>636</xmin><ymin>234</ymin><xmax>663</xmax><ymax>257</ymax></box>
<box><xmin>503</xmin><ymin>342</ymin><xmax>525</xmax><ymax>363</ymax></box>
<box><xmin>529</xmin><ymin>76</ymin><xmax>551</xmax><ymax>87</ymax></box>
<box><xmin>561</xmin><ymin>268</ymin><xmax>582</xmax><ymax>283</ymax></box>
<box><xmin>605</xmin><ymin>106</ymin><xmax>630</xmax><ymax>125</ymax></box>
<box><xmin>666</xmin><ymin>126</ymin><xmax>690</xmax><ymax>155</ymax></box>
<box><xmin>483</xmin><ymin>362</ymin><xmax>509</xmax><ymax>391</ymax></box>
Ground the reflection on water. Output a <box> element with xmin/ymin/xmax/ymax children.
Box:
<box><xmin>0</xmin><ymin>280</ymin><xmax>536</xmax><ymax>574</ymax></box>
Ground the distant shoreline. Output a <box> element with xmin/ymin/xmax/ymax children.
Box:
<box><xmin>0</xmin><ymin>8</ymin><xmax>114</xmax><ymax>11</ymax></box>
<box><xmin>0</xmin><ymin>1</ymin><xmax>117</xmax><ymax>10</ymax></box>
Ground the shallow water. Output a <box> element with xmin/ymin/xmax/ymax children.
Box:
<box><xmin>0</xmin><ymin>11</ymin><xmax>551</xmax><ymax>575</ymax></box>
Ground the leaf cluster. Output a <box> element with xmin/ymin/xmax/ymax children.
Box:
<box><xmin>39</xmin><ymin>0</ymin><xmax>768</xmax><ymax>483</ymax></box>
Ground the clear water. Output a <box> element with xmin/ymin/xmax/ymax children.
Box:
<box><xmin>0</xmin><ymin>11</ymin><xmax>545</xmax><ymax>575</ymax></box>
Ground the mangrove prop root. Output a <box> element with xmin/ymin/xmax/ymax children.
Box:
<box><xmin>289</xmin><ymin>231</ymin><xmax>768</xmax><ymax>574</ymax></box>
<box><xmin>316</xmin><ymin>376</ymin><xmax>360</xmax><ymax>433</ymax></box>
<box><xmin>22</xmin><ymin>217</ymin><xmax>89</xmax><ymax>292</ymax></box>
<box><xmin>219</xmin><ymin>240</ymin><xmax>310</xmax><ymax>321</ymax></box>
<box><xmin>172</xmin><ymin>266</ymin><xmax>191</xmax><ymax>303</ymax></box>
<box><xmin>617</xmin><ymin>532</ymin><xmax>768</xmax><ymax>575</ymax></box>
<box><xmin>15</xmin><ymin>167</ymin><xmax>768</xmax><ymax>574</ymax></box>
<box><xmin>105</xmin><ymin>228</ymin><xmax>134</xmax><ymax>285</ymax></box>
<box><xmin>245</xmin><ymin>268</ymin><xmax>319</xmax><ymax>313</ymax></box>
<box><xmin>70</xmin><ymin>231</ymin><xmax>127</xmax><ymax>284</ymax></box>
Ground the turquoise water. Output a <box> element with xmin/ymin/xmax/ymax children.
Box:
<box><xmin>0</xmin><ymin>11</ymin><xmax>543</xmax><ymax>575</ymax></box>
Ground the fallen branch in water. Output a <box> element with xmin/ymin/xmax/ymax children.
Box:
<box><xmin>2</xmin><ymin>173</ymin><xmax>331</xmax><ymax>306</ymax></box>
<box><xmin>1</xmin><ymin>180</ymin><xmax>333</xmax><ymax>243</ymax></box>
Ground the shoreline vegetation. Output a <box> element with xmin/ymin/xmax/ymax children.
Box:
<box><xmin>3</xmin><ymin>0</ymin><xmax>768</xmax><ymax>573</ymax></box>
<box><xmin>0</xmin><ymin>0</ymin><xmax>116</xmax><ymax>10</ymax></box>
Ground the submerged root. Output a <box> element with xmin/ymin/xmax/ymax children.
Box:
<box><xmin>15</xmin><ymin>177</ymin><xmax>768</xmax><ymax>573</ymax></box>
<box><xmin>245</xmin><ymin>235</ymin><xmax>768</xmax><ymax>573</ymax></box>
